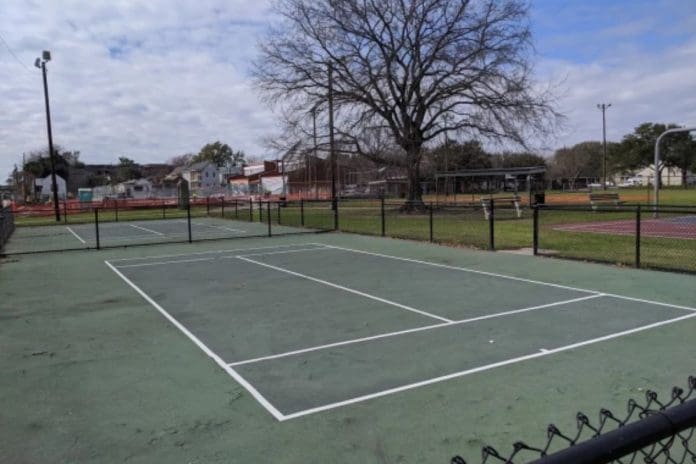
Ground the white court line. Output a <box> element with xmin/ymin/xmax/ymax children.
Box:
<box><xmin>115</xmin><ymin>257</ymin><xmax>219</xmax><ymax>269</ymax></box>
<box><xmin>280</xmin><ymin>311</ymin><xmax>696</xmax><ymax>421</ymax></box>
<box><xmin>315</xmin><ymin>244</ymin><xmax>601</xmax><ymax>295</ymax></box>
<box><xmin>235</xmin><ymin>247</ymin><xmax>333</xmax><ymax>258</ymax></box>
<box><xmin>104</xmin><ymin>260</ymin><xmax>286</xmax><ymax>421</ymax></box>
<box><xmin>314</xmin><ymin>244</ymin><xmax>696</xmax><ymax>312</ymax></box>
<box><xmin>66</xmin><ymin>226</ymin><xmax>87</xmax><ymax>244</ymax></box>
<box><xmin>129</xmin><ymin>224</ymin><xmax>165</xmax><ymax>236</ymax></box>
<box><xmin>236</xmin><ymin>256</ymin><xmax>453</xmax><ymax>323</ymax></box>
<box><xmin>108</xmin><ymin>243</ymin><xmax>317</xmax><ymax>262</ymax></box>
<box><xmin>228</xmin><ymin>293</ymin><xmax>605</xmax><ymax>367</ymax></box>
<box><xmin>190</xmin><ymin>221</ymin><xmax>245</xmax><ymax>234</ymax></box>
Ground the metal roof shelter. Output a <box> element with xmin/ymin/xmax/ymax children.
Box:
<box><xmin>434</xmin><ymin>165</ymin><xmax>547</xmax><ymax>204</ymax></box>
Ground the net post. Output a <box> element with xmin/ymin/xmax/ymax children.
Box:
<box><xmin>187</xmin><ymin>201</ymin><xmax>192</xmax><ymax>243</ymax></box>
<box><xmin>94</xmin><ymin>208</ymin><xmax>100</xmax><ymax>250</ymax></box>
<box><xmin>533</xmin><ymin>205</ymin><xmax>539</xmax><ymax>255</ymax></box>
<box><xmin>300</xmin><ymin>199</ymin><xmax>305</xmax><ymax>227</ymax></box>
<box><xmin>635</xmin><ymin>205</ymin><xmax>641</xmax><ymax>268</ymax></box>
<box><xmin>429</xmin><ymin>202</ymin><xmax>434</xmax><ymax>242</ymax></box>
<box><xmin>267</xmin><ymin>201</ymin><xmax>272</xmax><ymax>237</ymax></box>
<box><xmin>488</xmin><ymin>198</ymin><xmax>495</xmax><ymax>250</ymax></box>
<box><xmin>381</xmin><ymin>196</ymin><xmax>386</xmax><ymax>237</ymax></box>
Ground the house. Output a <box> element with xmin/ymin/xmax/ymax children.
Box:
<box><xmin>164</xmin><ymin>162</ymin><xmax>220</xmax><ymax>193</ymax></box>
<box><xmin>115</xmin><ymin>179</ymin><xmax>153</xmax><ymax>199</ymax></box>
<box><xmin>228</xmin><ymin>161</ymin><xmax>288</xmax><ymax>196</ymax></box>
<box><xmin>632</xmin><ymin>165</ymin><xmax>695</xmax><ymax>187</ymax></box>
<box><xmin>34</xmin><ymin>175</ymin><xmax>67</xmax><ymax>201</ymax></box>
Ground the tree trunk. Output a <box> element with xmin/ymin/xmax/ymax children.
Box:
<box><xmin>403</xmin><ymin>148</ymin><xmax>425</xmax><ymax>210</ymax></box>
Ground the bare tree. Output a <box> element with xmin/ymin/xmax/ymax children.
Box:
<box><xmin>255</xmin><ymin>0</ymin><xmax>560</xmax><ymax>205</ymax></box>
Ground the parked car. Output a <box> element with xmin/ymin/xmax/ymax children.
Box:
<box><xmin>619</xmin><ymin>178</ymin><xmax>642</xmax><ymax>187</ymax></box>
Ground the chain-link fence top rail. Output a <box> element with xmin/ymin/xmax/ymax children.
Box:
<box><xmin>0</xmin><ymin>207</ymin><xmax>16</xmax><ymax>251</ymax></box>
<box><xmin>452</xmin><ymin>376</ymin><xmax>696</xmax><ymax>464</ymax></box>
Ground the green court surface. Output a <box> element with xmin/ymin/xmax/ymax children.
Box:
<box><xmin>1</xmin><ymin>233</ymin><xmax>695</xmax><ymax>463</ymax></box>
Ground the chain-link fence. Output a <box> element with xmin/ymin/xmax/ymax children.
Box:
<box><xmin>534</xmin><ymin>205</ymin><xmax>696</xmax><ymax>273</ymax></box>
<box><xmin>0</xmin><ymin>206</ymin><xmax>15</xmax><ymax>252</ymax></box>
<box><xmin>2</xmin><ymin>199</ymin><xmax>333</xmax><ymax>255</ymax></box>
<box><xmin>453</xmin><ymin>376</ymin><xmax>696</xmax><ymax>464</ymax></box>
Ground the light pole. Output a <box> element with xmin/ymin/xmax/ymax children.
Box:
<box><xmin>327</xmin><ymin>62</ymin><xmax>337</xmax><ymax>210</ymax></box>
<box><xmin>597</xmin><ymin>103</ymin><xmax>612</xmax><ymax>191</ymax></box>
<box><xmin>35</xmin><ymin>50</ymin><xmax>61</xmax><ymax>222</ymax></box>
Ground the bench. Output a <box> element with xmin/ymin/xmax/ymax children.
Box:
<box><xmin>588</xmin><ymin>192</ymin><xmax>622</xmax><ymax>210</ymax></box>
<box><xmin>481</xmin><ymin>195</ymin><xmax>522</xmax><ymax>220</ymax></box>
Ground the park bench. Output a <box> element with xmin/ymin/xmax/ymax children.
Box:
<box><xmin>481</xmin><ymin>195</ymin><xmax>522</xmax><ymax>220</ymax></box>
<box><xmin>588</xmin><ymin>192</ymin><xmax>622</xmax><ymax>210</ymax></box>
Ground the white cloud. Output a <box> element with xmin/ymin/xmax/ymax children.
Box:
<box><xmin>1</xmin><ymin>1</ymin><xmax>695</xmax><ymax>181</ymax></box>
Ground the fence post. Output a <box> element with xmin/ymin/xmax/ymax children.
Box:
<box><xmin>267</xmin><ymin>201</ymin><xmax>272</xmax><ymax>237</ymax></box>
<box><xmin>488</xmin><ymin>198</ymin><xmax>495</xmax><ymax>250</ymax></box>
<box><xmin>162</xmin><ymin>199</ymin><xmax>166</xmax><ymax>219</ymax></box>
<box><xmin>187</xmin><ymin>201</ymin><xmax>192</xmax><ymax>243</ymax></box>
<box><xmin>277</xmin><ymin>202</ymin><xmax>281</xmax><ymax>225</ymax></box>
<box><xmin>381</xmin><ymin>197</ymin><xmax>386</xmax><ymax>237</ymax></box>
<box><xmin>249</xmin><ymin>200</ymin><xmax>253</xmax><ymax>222</ymax></box>
<box><xmin>206</xmin><ymin>196</ymin><xmax>210</xmax><ymax>215</ymax></box>
<box><xmin>533</xmin><ymin>205</ymin><xmax>539</xmax><ymax>255</ymax></box>
<box><xmin>221</xmin><ymin>197</ymin><xmax>225</xmax><ymax>218</ymax></box>
<box><xmin>300</xmin><ymin>199</ymin><xmax>305</xmax><ymax>227</ymax></box>
<box><xmin>114</xmin><ymin>199</ymin><xmax>119</xmax><ymax>222</ymax></box>
<box><xmin>259</xmin><ymin>200</ymin><xmax>263</xmax><ymax>223</ymax></box>
<box><xmin>94</xmin><ymin>208</ymin><xmax>100</xmax><ymax>250</ymax></box>
<box><xmin>429</xmin><ymin>202</ymin><xmax>434</xmax><ymax>242</ymax></box>
<box><xmin>234</xmin><ymin>199</ymin><xmax>238</xmax><ymax>219</ymax></box>
<box><xmin>63</xmin><ymin>200</ymin><xmax>68</xmax><ymax>224</ymax></box>
<box><xmin>333</xmin><ymin>199</ymin><xmax>339</xmax><ymax>230</ymax></box>
<box><xmin>635</xmin><ymin>205</ymin><xmax>641</xmax><ymax>268</ymax></box>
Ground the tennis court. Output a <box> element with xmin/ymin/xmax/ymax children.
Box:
<box><xmin>553</xmin><ymin>215</ymin><xmax>696</xmax><ymax>240</ymax></box>
<box><xmin>105</xmin><ymin>241</ymin><xmax>696</xmax><ymax>421</ymax></box>
<box><xmin>5</xmin><ymin>215</ymin><xmax>310</xmax><ymax>253</ymax></box>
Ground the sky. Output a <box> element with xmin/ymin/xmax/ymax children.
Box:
<box><xmin>1</xmin><ymin>0</ymin><xmax>696</xmax><ymax>180</ymax></box>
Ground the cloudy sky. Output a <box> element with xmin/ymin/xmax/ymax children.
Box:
<box><xmin>1</xmin><ymin>0</ymin><xmax>695</xmax><ymax>180</ymax></box>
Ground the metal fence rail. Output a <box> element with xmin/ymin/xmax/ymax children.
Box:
<box><xmin>452</xmin><ymin>376</ymin><xmax>696</xmax><ymax>464</ymax></box>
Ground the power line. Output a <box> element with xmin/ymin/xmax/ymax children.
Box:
<box><xmin>0</xmin><ymin>31</ymin><xmax>33</xmax><ymax>75</ymax></box>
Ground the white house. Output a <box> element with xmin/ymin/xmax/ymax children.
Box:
<box><xmin>116</xmin><ymin>178</ymin><xmax>153</xmax><ymax>199</ymax></box>
<box><xmin>633</xmin><ymin>165</ymin><xmax>695</xmax><ymax>187</ymax></box>
<box><xmin>181</xmin><ymin>162</ymin><xmax>220</xmax><ymax>192</ymax></box>
<box><xmin>34</xmin><ymin>175</ymin><xmax>67</xmax><ymax>201</ymax></box>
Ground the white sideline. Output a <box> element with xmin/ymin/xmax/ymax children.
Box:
<box><xmin>108</xmin><ymin>243</ymin><xmax>317</xmax><ymax>262</ymax></box>
<box><xmin>66</xmin><ymin>226</ymin><xmax>86</xmax><ymax>244</ymax></box>
<box><xmin>228</xmin><ymin>293</ymin><xmax>605</xmax><ymax>367</ymax></box>
<box><xmin>313</xmin><ymin>244</ymin><xmax>696</xmax><ymax>312</ymax></box>
<box><xmin>236</xmin><ymin>255</ymin><xmax>454</xmax><ymax>323</ymax></box>
<box><xmin>280</xmin><ymin>311</ymin><xmax>696</xmax><ymax>421</ymax></box>
<box><xmin>234</xmin><ymin>247</ymin><xmax>333</xmax><ymax>258</ymax></box>
<box><xmin>190</xmin><ymin>221</ymin><xmax>245</xmax><ymax>234</ymax></box>
<box><xmin>104</xmin><ymin>260</ymin><xmax>287</xmax><ymax>421</ymax></box>
<box><xmin>129</xmin><ymin>224</ymin><xmax>164</xmax><ymax>236</ymax></box>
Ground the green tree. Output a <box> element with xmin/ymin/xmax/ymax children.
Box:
<box><xmin>612</xmin><ymin>123</ymin><xmax>696</xmax><ymax>187</ymax></box>
<box><xmin>22</xmin><ymin>146</ymin><xmax>76</xmax><ymax>180</ymax></box>
<box><xmin>549</xmin><ymin>142</ymin><xmax>606</xmax><ymax>189</ymax></box>
<box><xmin>192</xmin><ymin>141</ymin><xmax>246</xmax><ymax>167</ymax></box>
<box><xmin>116</xmin><ymin>156</ymin><xmax>142</xmax><ymax>182</ymax></box>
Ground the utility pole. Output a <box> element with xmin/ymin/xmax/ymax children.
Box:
<box><xmin>327</xmin><ymin>62</ymin><xmax>337</xmax><ymax>209</ymax></box>
<box><xmin>35</xmin><ymin>50</ymin><xmax>61</xmax><ymax>222</ymax></box>
<box><xmin>597</xmin><ymin>103</ymin><xmax>612</xmax><ymax>191</ymax></box>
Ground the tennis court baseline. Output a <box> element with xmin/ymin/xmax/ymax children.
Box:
<box><xmin>106</xmin><ymin>242</ymin><xmax>696</xmax><ymax>421</ymax></box>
